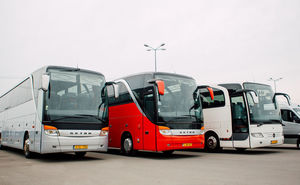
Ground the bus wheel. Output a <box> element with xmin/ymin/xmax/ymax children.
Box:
<box><xmin>297</xmin><ymin>138</ymin><xmax>300</xmax><ymax>149</ymax></box>
<box><xmin>205</xmin><ymin>133</ymin><xmax>220</xmax><ymax>152</ymax></box>
<box><xmin>24</xmin><ymin>134</ymin><xmax>32</xmax><ymax>158</ymax></box>
<box><xmin>236</xmin><ymin>148</ymin><xmax>247</xmax><ymax>152</ymax></box>
<box><xmin>0</xmin><ymin>133</ymin><xmax>3</xmax><ymax>150</ymax></box>
<box><xmin>121</xmin><ymin>135</ymin><xmax>135</xmax><ymax>156</ymax></box>
<box><xmin>163</xmin><ymin>150</ymin><xmax>174</xmax><ymax>156</ymax></box>
<box><xmin>75</xmin><ymin>152</ymin><xmax>87</xmax><ymax>158</ymax></box>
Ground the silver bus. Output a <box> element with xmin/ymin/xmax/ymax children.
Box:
<box><xmin>0</xmin><ymin>66</ymin><xmax>109</xmax><ymax>158</ymax></box>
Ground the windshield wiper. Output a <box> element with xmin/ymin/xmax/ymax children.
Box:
<box><xmin>74</xmin><ymin>114</ymin><xmax>105</xmax><ymax>123</ymax></box>
<box><xmin>167</xmin><ymin>115</ymin><xmax>196</xmax><ymax>123</ymax></box>
<box><xmin>257</xmin><ymin>123</ymin><xmax>264</xmax><ymax>127</ymax></box>
<box><xmin>262</xmin><ymin>119</ymin><xmax>282</xmax><ymax>124</ymax></box>
<box><xmin>251</xmin><ymin>120</ymin><xmax>264</xmax><ymax>127</ymax></box>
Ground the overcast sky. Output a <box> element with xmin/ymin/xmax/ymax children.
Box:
<box><xmin>0</xmin><ymin>0</ymin><xmax>299</xmax><ymax>103</ymax></box>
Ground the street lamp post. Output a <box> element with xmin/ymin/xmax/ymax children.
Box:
<box><xmin>144</xmin><ymin>43</ymin><xmax>166</xmax><ymax>72</ymax></box>
<box><xmin>268</xmin><ymin>77</ymin><xmax>283</xmax><ymax>92</ymax></box>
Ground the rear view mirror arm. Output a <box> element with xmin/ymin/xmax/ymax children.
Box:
<box><xmin>273</xmin><ymin>93</ymin><xmax>291</xmax><ymax>106</ymax></box>
<box><xmin>196</xmin><ymin>85</ymin><xmax>214</xmax><ymax>100</ymax></box>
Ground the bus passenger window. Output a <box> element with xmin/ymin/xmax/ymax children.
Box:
<box><xmin>200</xmin><ymin>88</ymin><xmax>225</xmax><ymax>109</ymax></box>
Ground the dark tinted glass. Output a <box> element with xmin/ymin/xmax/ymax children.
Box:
<box><xmin>0</xmin><ymin>78</ymin><xmax>32</xmax><ymax>113</ymax></box>
<box><xmin>126</xmin><ymin>75</ymin><xmax>144</xmax><ymax>108</ymax></box>
<box><xmin>231</xmin><ymin>95</ymin><xmax>249</xmax><ymax>133</ymax></box>
<box><xmin>44</xmin><ymin>70</ymin><xmax>106</xmax><ymax>123</ymax></box>
<box><xmin>143</xmin><ymin>86</ymin><xmax>156</xmax><ymax>122</ymax></box>
<box><xmin>200</xmin><ymin>87</ymin><xmax>225</xmax><ymax>109</ymax></box>
<box><xmin>281</xmin><ymin>110</ymin><xmax>290</xmax><ymax>121</ymax></box>
<box><xmin>107</xmin><ymin>82</ymin><xmax>132</xmax><ymax>106</ymax></box>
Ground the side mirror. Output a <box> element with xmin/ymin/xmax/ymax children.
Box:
<box><xmin>103</xmin><ymin>81</ymin><xmax>119</xmax><ymax>99</ymax></box>
<box><xmin>112</xmin><ymin>84</ymin><xmax>119</xmax><ymax>99</ymax></box>
<box><xmin>273</xmin><ymin>93</ymin><xmax>291</xmax><ymax>105</ymax></box>
<box><xmin>148</xmin><ymin>79</ymin><xmax>165</xmax><ymax>96</ymax></box>
<box><xmin>156</xmin><ymin>80</ymin><xmax>165</xmax><ymax>96</ymax></box>
<box><xmin>195</xmin><ymin>85</ymin><xmax>214</xmax><ymax>100</ymax></box>
<box><xmin>207</xmin><ymin>87</ymin><xmax>214</xmax><ymax>100</ymax></box>
<box><xmin>41</xmin><ymin>74</ymin><xmax>50</xmax><ymax>92</ymax></box>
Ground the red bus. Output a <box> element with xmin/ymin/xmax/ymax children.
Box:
<box><xmin>105</xmin><ymin>72</ymin><xmax>213</xmax><ymax>155</ymax></box>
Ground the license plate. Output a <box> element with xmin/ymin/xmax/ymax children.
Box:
<box><xmin>271</xmin><ymin>140</ymin><xmax>278</xmax><ymax>144</ymax></box>
<box><xmin>182</xmin><ymin>143</ymin><xmax>192</xmax><ymax>147</ymax></box>
<box><xmin>74</xmin><ymin>145</ymin><xmax>88</xmax><ymax>150</ymax></box>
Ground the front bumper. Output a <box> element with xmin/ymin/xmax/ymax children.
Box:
<box><xmin>250</xmin><ymin>136</ymin><xmax>284</xmax><ymax>148</ymax></box>
<box><xmin>41</xmin><ymin>134</ymin><xmax>108</xmax><ymax>154</ymax></box>
<box><xmin>156</xmin><ymin>134</ymin><xmax>205</xmax><ymax>151</ymax></box>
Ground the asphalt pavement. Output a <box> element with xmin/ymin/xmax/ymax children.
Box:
<box><xmin>0</xmin><ymin>144</ymin><xmax>299</xmax><ymax>185</ymax></box>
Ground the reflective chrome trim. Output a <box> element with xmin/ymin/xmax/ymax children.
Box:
<box><xmin>115</xmin><ymin>79</ymin><xmax>146</xmax><ymax>117</ymax></box>
<box><xmin>264</xmin><ymin>132</ymin><xmax>282</xmax><ymax>138</ymax></box>
<box><xmin>58</xmin><ymin>130</ymin><xmax>100</xmax><ymax>137</ymax></box>
<box><xmin>170</xmin><ymin>129</ymin><xmax>203</xmax><ymax>136</ymax></box>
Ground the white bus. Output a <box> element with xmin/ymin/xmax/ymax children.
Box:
<box><xmin>199</xmin><ymin>82</ymin><xmax>286</xmax><ymax>152</ymax></box>
<box><xmin>0</xmin><ymin>66</ymin><xmax>109</xmax><ymax>158</ymax></box>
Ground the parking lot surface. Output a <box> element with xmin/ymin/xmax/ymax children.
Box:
<box><xmin>0</xmin><ymin>144</ymin><xmax>299</xmax><ymax>185</ymax></box>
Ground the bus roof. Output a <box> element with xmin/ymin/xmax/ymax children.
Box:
<box><xmin>0</xmin><ymin>65</ymin><xmax>105</xmax><ymax>98</ymax></box>
<box><xmin>115</xmin><ymin>71</ymin><xmax>194</xmax><ymax>81</ymax></box>
<box><xmin>46</xmin><ymin>65</ymin><xmax>104</xmax><ymax>77</ymax></box>
<box><xmin>219</xmin><ymin>82</ymin><xmax>271</xmax><ymax>91</ymax></box>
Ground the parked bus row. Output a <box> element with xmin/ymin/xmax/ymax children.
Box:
<box><xmin>0</xmin><ymin>66</ymin><xmax>296</xmax><ymax>158</ymax></box>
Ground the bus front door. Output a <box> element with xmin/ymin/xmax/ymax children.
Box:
<box><xmin>231</xmin><ymin>94</ymin><xmax>250</xmax><ymax>148</ymax></box>
<box><xmin>142</xmin><ymin>88</ymin><xmax>157</xmax><ymax>151</ymax></box>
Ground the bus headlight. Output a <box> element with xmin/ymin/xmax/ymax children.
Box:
<box><xmin>100</xmin><ymin>127</ymin><xmax>109</xmax><ymax>136</ymax></box>
<box><xmin>44</xmin><ymin>125</ymin><xmax>59</xmax><ymax>136</ymax></box>
<box><xmin>251</xmin><ymin>133</ymin><xmax>264</xmax><ymax>138</ymax></box>
<box><xmin>159</xmin><ymin>126</ymin><xmax>172</xmax><ymax>136</ymax></box>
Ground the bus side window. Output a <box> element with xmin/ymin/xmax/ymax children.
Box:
<box><xmin>281</xmin><ymin>110</ymin><xmax>289</xmax><ymax>122</ymax></box>
<box><xmin>200</xmin><ymin>88</ymin><xmax>225</xmax><ymax>109</ymax></box>
<box><xmin>107</xmin><ymin>83</ymin><xmax>132</xmax><ymax>106</ymax></box>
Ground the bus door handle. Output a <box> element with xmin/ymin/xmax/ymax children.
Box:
<box><xmin>145</xmin><ymin>131</ymin><xmax>149</xmax><ymax>135</ymax></box>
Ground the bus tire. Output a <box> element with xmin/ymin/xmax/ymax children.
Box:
<box><xmin>0</xmin><ymin>133</ymin><xmax>3</xmax><ymax>150</ymax></box>
<box><xmin>297</xmin><ymin>138</ymin><xmax>300</xmax><ymax>149</ymax></box>
<box><xmin>24</xmin><ymin>134</ymin><xmax>32</xmax><ymax>159</ymax></box>
<box><xmin>205</xmin><ymin>133</ymin><xmax>220</xmax><ymax>152</ymax></box>
<box><xmin>236</xmin><ymin>148</ymin><xmax>247</xmax><ymax>152</ymax></box>
<box><xmin>121</xmin><ymin>134</ymin><xmax>135</xmax><ymax>156</ymax></box>
<box><xmin>75</xmin><ymin>152</ymin><xmax>87</xmax><ymax>158</ymax></box>
<box><xmin>163</xmin><ymin>150</ymin><xmax>174</xmax><ymax>156</ymax></box>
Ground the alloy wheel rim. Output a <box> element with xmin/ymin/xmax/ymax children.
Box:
<box><xmin>207</xmin><ymin>136</ymin><xmax>217</xmax><ymax>149</ymax></box>
<box><xmin>24</xmin><ymin>139</ymin><xmax>30</xmax><ymax>154</ymax></box>
<box><xmin>124</xmin><ymin>138</ymin><xmax>132</xmax><ymax>153</ymax></box>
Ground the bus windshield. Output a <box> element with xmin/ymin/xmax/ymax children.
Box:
<box><xmin>243</xmin><ymin>83</ymin><xmax>281</xmax><ymax>124</ymax></box>
<box><xmin>293</xmin><ymin>108</ymin><xmax>300</xmax><ymax>117</ymax></box>
<box><xmin>44</xmin><ymin>69</ymin><xmax>106</xmax><ymax>123</ymax></box>
<box><xmin>155</xmin><ymin>74</ymin><xmax>203</xmax><ymax>127</ymax></box>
